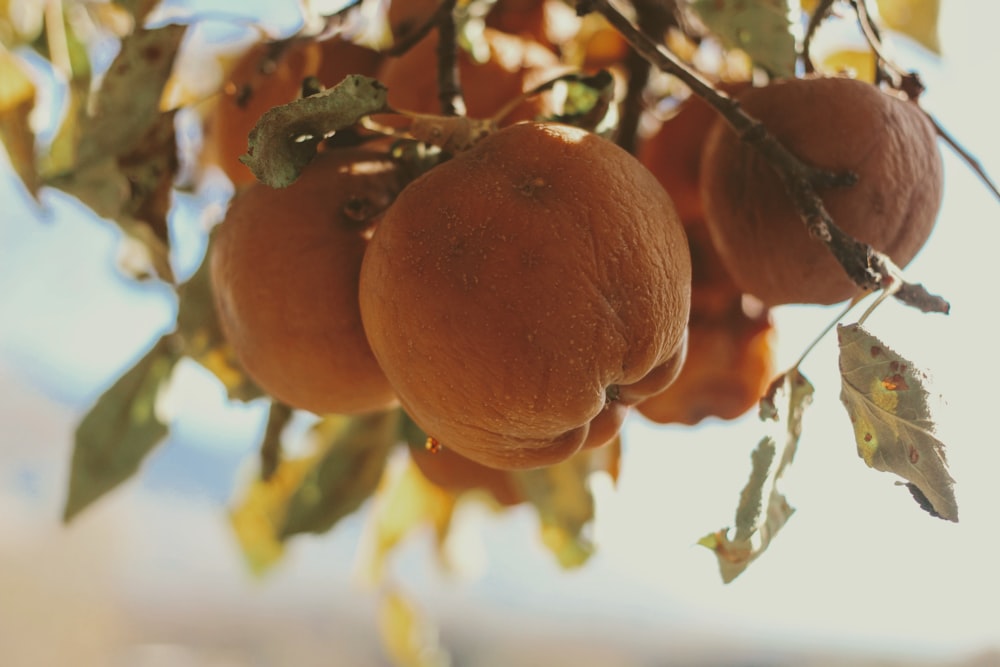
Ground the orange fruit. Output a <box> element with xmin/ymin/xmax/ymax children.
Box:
<box><xmin>700</xmin><ymin>75</ymin><xmax>943</xmax><ymax>305</ymax></box>
<box><xmin>637</xmin><ymin>222</ymin><xmax>775</xmax><ymax>425</ymax></box>
<box><xmin>210</xmin><ymin>147</ymin><xmax>404</xmax><ymax>415</ymax></box>
<box><xmin>409</xmin><ymin>442</ymin><xmax>522</xmax><ymax>506</ymax></box>
<box><xmin>376</xmin><ymin>27</ymin><xmax>561</xmax><ymax>124</ymax></box>
<box><xmin>359</xmin><ymin>122</ymin><xmax>691</xmax><ymax>469</ymax></box>
<box><xmin>638</xmin><ymin>82</ymin><xmax>750</xmax><ymax>222</ymax></box>
<box><xmin>203</xmin><ymin>37</ymin><xmax>382</xmax><ymax>188</ymax></box>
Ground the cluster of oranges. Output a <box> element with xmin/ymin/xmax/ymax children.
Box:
<box><xmin>204</xmin><ymin>0</ymin><xmax>943</xmax><ymax>499</ymax></box>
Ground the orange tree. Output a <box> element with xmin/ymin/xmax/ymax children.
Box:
<box><xmin>1</xmin><ymin>0</ymin><xmax>994</xmax><ymax>662</ymax></box>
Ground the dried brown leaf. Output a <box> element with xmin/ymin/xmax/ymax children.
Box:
<box><xmin>702</xmin><ymin>369</ymin><xmax>813</xmax><ymax>582</ymax></box>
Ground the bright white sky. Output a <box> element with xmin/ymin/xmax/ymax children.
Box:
<box><xmin>1</xmin><ymin>3</ymin><xmax>999</xmax><ymax>665</ymax></box>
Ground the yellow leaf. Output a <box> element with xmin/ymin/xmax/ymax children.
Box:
<box><xmin>229</xmin><ymin>454</ymin><xmax>321</xmax><ymax>576</ymax></box>
<box><xmin>377</xmin><ymin>587</ymin><xmax>450</xmax><ymax>667</ymax></box>
<box><xmin>819</xmin><ymin>48</ymin><xmax>877</xmax><ymax>83</ymax></box>
<box><xmin>876</xmin><ymin>0</ymin><xmax>941</xmax><ymax>53</ymax></box>
<box><xmin>0</xmin><ymin>44</ymin><xmax>38</xmax><ymax>196</ymax></box>
<box><xmin>360</xmin><ymin>458</ymin><xmax>457</xmax><ymax>584</ymax></box>
<box><xmin>514</xmin><ymin>441</ymin><xmax>620</xmax><ymax>570</ymax></box>
<box><xmin>837</xmin><ymin>323</ymin><xmax>957</xmax><ymax>521</ymax></box>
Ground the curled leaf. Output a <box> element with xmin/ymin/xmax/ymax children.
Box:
<box><xmin>702</xmin><ymin>369</ymin><xmax>813</xmax><ymax>582</ymax></box>
<box><xmin>241</xmin><ymin>74</ymin><xmax>389</xmax><ymax>188</ymax></box>
<box><xmin>837</xmin><ymin>323</ymin><xmax>957</xmax><ymax>522</ymax></box>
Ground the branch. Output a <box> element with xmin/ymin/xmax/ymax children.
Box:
<box><xmin>583</xmin><ymin>0</ymin><xmax>949</xmax><ymax>314</ymax></box>
<box><xmin>851</xmin><ymin>0</ymin><xmax>925</xmax><ymax>99</ymax></box>
<box><xmin>927</xmin><ymin>112</ymin><xmax>1000</xmax><ymax>203</ymax></box>
<box><xmin>802</xmin><ymin>0</ymin><xmax>838</xmax><ymax>74</ymax></box>
<box><xmin>434</xmin><ymin>0</ymin><xmax>465</xmax><ymax>117</ymax></box>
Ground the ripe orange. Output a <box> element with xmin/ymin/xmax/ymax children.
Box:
<box><xmin>359</xmin><ymin>122</ymin><xmax>691</xmax><ymax>470</ymax></box>
<box><xmin>203</xmin><ymin>37</ymin><xmax>382</xmax><ymax>188</ymax></box>
<box><xmin>210</xmin><ymin>147</ymin><xmax>403</xmax><ymax>415</ymax></box>
<box><xmin>638</xmin><ymin>82</ymin><xmax>750</xmax><ymax>222</ymax></box>
<box><xmin>409</xmin><ymin>443</ymin><xmax>522</xmax><ymax>506</ymax></box>
<box><xmin>637</xmin><ymin>222</ymin><xmax>775</xmax><ymax>425</ymax></box>
<box><xmin>376</xmin><ymin>27</ymin><xmax>561</xmax><ymax>124</ymax></box>
<box><xmin>700</xmin><ymin>75</ymin><xmax>943</xmax><ymax>305</ymax></box>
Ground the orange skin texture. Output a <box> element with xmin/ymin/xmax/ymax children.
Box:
<box><xmin>637</xmin><ymin>222</ymin><xmax>775</xmax><ymax>425</ymax></box>
<box><xmin>700</xmin><ymin>75</ymin><xmax>944</xmax><ymax>306</ymax></box>
<box><xmin>359</xmin><ymin>122</ymin><xmax>691</xmax><ymax>470</ymax></box>
<box><xmin>638</xmin><ymin>82</ymin><xmax>750</xmax><ymax>222</ymax></box>
<box><xmin>203</xmin><ymin>38</ymin><xmax>382</xmax><ymax>188</ymax></box>
<box><xmin>210</xmin><ymin>148</ymin><xmax>403</xmax><ymax>415</ymax></box>
<box><xmin>409</xmin><ymin>443</ymin><xmax>523</xmax><ymax>506</ymax></box>
<box><xmin>376</xmin><ymin>27</ymin><xmax>562</xmax><ymax>124</ymax></box>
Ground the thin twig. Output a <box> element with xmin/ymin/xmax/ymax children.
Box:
<box><xmin>434</xmin><ymin>0</ymin><xmax>465</xmax><ymax>117</ymax></box>
<box><xmin>613</xmin><ymin>0</ymin><xmax>676</xmax><ymax>153</ymax></box>
<box><xmin>260</xmin><ymin>401</ymin><xmax>293</xmax><ymax>482</ymax></box>
<box><xmin>926</xmin><ymin>111</ymin><xmax>1000</xmax><ymax>203</ymax></box>
<box><xmin>802</xmin><ymin>0</ymin><xmax>838</xmax><ymax>74</ymax></box>
<box><xmin>386</xmin><ymin>0</ymin><xmax>455</xmax><ymax>56</ymax></box>
<box><xmin>584</xmin><ymin>0</ymin><xmax>950</xmax><ymax>315</ymax></box>
<box><xmin>851</xmin><ymin>0</ymin><xmax>925</xmax><ymax>98</ymax></box>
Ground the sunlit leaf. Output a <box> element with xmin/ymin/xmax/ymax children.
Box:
<box><xmin>229</xmin><ymin>453</ymin><xmax>323</xmax><ymax>576</ymax></box>
<box><xmin>0</xmin><ymin>44</ymin><xmax>38</xmax><ymax>196</ymax></box>
<box><xmin>75</xmin><ymin>23</ymin><xmax>186</xmax><ymax>167</ymax></box>
<box><xmin>701</xmin><ymin>369</ymin><xmax>813</xmax><ymax>583</ymax></box>
<box><xmin>515</xmin><ymin>440</ymin><xmax>621</xmax><ymax>569</ymax></box>
<box><xmin>279</xmin><ymin>411</ymin><xmax>398</xmax><ymax>539</ymax></box>
<box><xmin>819</xmin><ymin>48</ymin><xmax>877</xmax><ymax>83</ymax></box>
<box><xmin>64</xmin><ymin>336</ymin><xmax>180</xmax><ymax>522</ymax></box>
<box><xmin>837</xmin><ymin>323</ymin><xmax>957</xmax><ymax>522</ymax></box>
<box><xmin>689</xmin><ymin>0</ymin><xmax>798</xmax><ymax>78</ymax></box>
<box><xmin>377</xmin><ymin>586</ymin><xmax>451</xmax><ymax>667</ymax></box>
<box><xmin>360</xmin><ymin>457</ymin><xmax>457</xmax><ymax>584</ymax></box>
<box><xmin>876</xmin><ymin>0</ymin><xmax>940</xmax><ymax>53</ymax></box>
<box><xmin>175</xmin><ymin>241</ymin><xmax>263</xmax><ymax>401</ymax></box>
<box><xmin>241</xmin><ymin>74</ymin><xmax>389</xmax><ymax>188</ymax></box>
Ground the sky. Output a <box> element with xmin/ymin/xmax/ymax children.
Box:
<box><xmin>1</xmin><ymin>2</ymin><xmax>999</xmax><ymax>666</ymax></box>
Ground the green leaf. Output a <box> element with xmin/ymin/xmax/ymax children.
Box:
<box><xmin>876</xmin><ymin>0</ymin><xmax>941</xmax><ymax>53</ymax></box>
<box><xmin>241</xmin><ymin>74</ymin><xmax>389</xmax><ymax>188</ymax></box>
<box><xmin>64</xmin><ymin>336</ymin><xmax>180</xmax><ymax>522</ymax></box>
<box><xmin>279</xmin><ymin>411</ymin><xmax>398</xmax><ymax>538</ymax></box>
<box><xmin>837</xmin><ymin>323</ymin><xmax>957</xmax><ymax>522</ymax></box>
<box><xmin>689</xmin><ymin>0</ymin><xmax>798</xmax><ymax>78</ymax></box>
<box><xmin>701</xmin><ymin>369</ymin><xmax>813</xmax><ymax>583</ymax></box>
